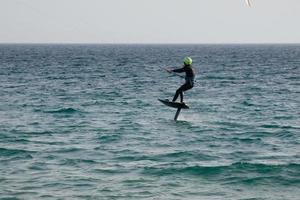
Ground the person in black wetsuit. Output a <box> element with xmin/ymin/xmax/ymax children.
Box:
<box><xmin>167</xmin><ymin>57</ymin><xmax>195</xmax><ymax>103</ymax></box>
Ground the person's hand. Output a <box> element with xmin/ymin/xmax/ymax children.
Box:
<box><xmin>165</xmin><ymin>68</ymin><xmax>172</xmax><ymax>73</ymax></box>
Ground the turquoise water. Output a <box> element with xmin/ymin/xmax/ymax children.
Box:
<box><xmin>0</xmin><ymin>44</ymin><xmax>299</xmax><ymax>199</ymax></box>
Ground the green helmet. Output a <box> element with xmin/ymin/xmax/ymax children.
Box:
<box><xmin>183</xmin><ymin>57</ymin><xmax>192</xmax><ymax>66</ymax></box>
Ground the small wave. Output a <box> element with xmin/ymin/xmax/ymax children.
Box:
<box><xmin>0</xmin><ymin>147</ymin><xmax>34</xmax><ymax>158</ymax></box>
<box><xmin>260</xmin><ymin>124</ymin><xmax>300</xmax><ymax>130</ymax></box>
<box><xmin>97</xmin><ymin>134</ymin><xmax>121</xmax><ymax>143</ymax></box>
<box><xmin>142</xmin><ymin>165</ymin><xmax>223</xmax><ymax>176</ymax></box>
<box><xmin>52</xmin><ymin>147</ymin><xmax>83</xmax><ymax>154</ymax></box>
<box><xmin>231</xmin><ymin>137</ymin><xmax>262</xmax><ymax>143</ymax></box>
<box><xmin>10</xmin><ymin>129</ymin><xmax>53</xmax><ymax>136</ymax></box>
<box><xmin>205</xmin><ymin>75</ymin><xmax>236</xmax><ymax>80</ymax></box>
<box><xmin>214</xmin><ymin>121</ymin><xmax>250</xmax><ymax>128</ymax></box>
<box><xmin>93</xmin><ymin>168</ymin><xmax>129</xmax><ymax>174</ymax></box>
<box><xmin>44</xmin><ymin>107</ymin><xmax>78</xmax><ymax>114</ymax></box>
<box><xmin>24</xmin><ymin>130</ymin><xmax>53</xmax><ymax>136</ymax></box>
<box><xmin>274</xmin><ymin>115</ymin><xmax>293</xmax><ymax>120</ymax></box>
<box><xmin>150</xmin><ymin>151</ymin><xmax>218</xmax><ymax>162</ymax></box>
<box><xmin>142</xmin><ymin>162</ymin><xmax>300</xmax><ymax>178</ymax></box>
<box><xmin>60</xmin><ymin>158</ymin><xmax>98</xmax><ymax>166</ymax></box>
<box><xmin>242</xmin><ymin>100</ymin><xmax>255</xmax><ymax>106</ymax></box>
<box><xmin>260</xmin><ymin>124</ymin><xmax>281</xmax><ymax>129</ymax></box>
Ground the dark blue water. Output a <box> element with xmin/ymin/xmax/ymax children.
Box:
<box><xmin>0</xmin><ymin>44</ymin><xmax>299</xmax><ymax>199</ymax></box>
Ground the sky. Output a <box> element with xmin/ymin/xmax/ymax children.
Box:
<box><xmin>0</xmin><ymin>0</ymin><xmax>300</xmax><ymax>44</ymax></box>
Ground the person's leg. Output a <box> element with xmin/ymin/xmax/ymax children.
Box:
<box><xmin>172</xmin><ymin>88</ymin><xmax>181</xmax><ymax>102</ymax></box>
<box><xmin>173</xmin><ymin>83</ymin><xmax>193</xmax><ymax>102</ymax></box>
<box><xmin>178</xmin><ymin>83</ymin><xmax>193</xmax><ymax>102</ymax></box>
<box><xmin>179</xmin><ymin>91</ymin><xmax>183</xmax><ymax>103</ymax></box>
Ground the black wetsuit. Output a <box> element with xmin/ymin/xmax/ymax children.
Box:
<box><xmin>172</xmin><ymin>65</ymin><xmax>195</xmax><ymax>102</ymax></box>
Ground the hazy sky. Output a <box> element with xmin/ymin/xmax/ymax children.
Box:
<box><xmin>1</xmin><ymin>0</ymin><xmax>300</xmax><ymax>43</ymax></box>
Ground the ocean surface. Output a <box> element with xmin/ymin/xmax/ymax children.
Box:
<box><xmin>0</xmin><ymin>44</ymin><xmax>299</xmax><ymax>200</ymax></box>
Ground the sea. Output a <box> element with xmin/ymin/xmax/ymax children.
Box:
<box><xmin>0</xmin><ymin>44</ymin><xmax>299</xmax><ymax>200</ymax></box>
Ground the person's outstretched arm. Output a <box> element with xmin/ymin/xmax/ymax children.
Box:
<box><xmin>172</xmin><ymin>67</ymin><xmax>185</xmax><ymax>73</ymax></box>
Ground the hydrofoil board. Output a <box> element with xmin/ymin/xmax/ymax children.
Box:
<box><xmin>158</xmin><ymin>99</ymin><xmax>189</xmax><ymax>109</ymax></box>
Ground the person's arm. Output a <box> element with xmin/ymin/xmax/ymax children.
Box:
<box><xmin>172</xmin><ymin>67</ymin><xmax>185</xmax><ymax>73</ymax></box>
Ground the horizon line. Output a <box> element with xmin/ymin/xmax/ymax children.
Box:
<box><xmin>1</xmin><ymin>42</ymin><xmax>300</xmax><ymax>45</ymax></box>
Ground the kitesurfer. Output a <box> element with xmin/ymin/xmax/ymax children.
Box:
<box><xmin>167</xmin><ymin>57</ymin><xmax>195</xmax><ymax>103</ymax></box>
